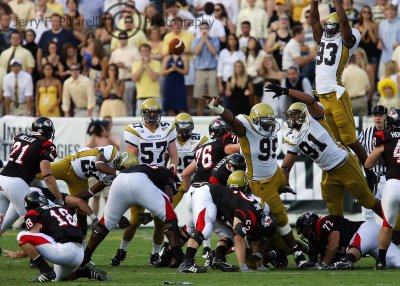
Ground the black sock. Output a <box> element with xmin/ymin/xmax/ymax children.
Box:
<box><xmin>378</xmin><ymin>249</ymin><xmax>387</xmax><ymax>263</ymax></box>
<box><xmin>81</xmin><ymin>247</ymin><xmax>94</xmax><ymax>266</ymax></box>
<box><xmin>33</xmin><ymin>255</ymin><xmax>52</xmax><ymax>273</ymax></box>
<box><xmin>344</xmin><ymin>253</ymin><xmax>356</xmax><ymax>263</ymax></box>
<box><xmin>171</xmin><ymin>246</ymin><xmax>183</xmax><ymax>259</ymax></box>
<box><xmin>215</xmin><ymin>245</ymin><xmax>227</xmax><ymax>259</ymax></box>
<box><xmin>184</xmin><ymin>247</ymin><xmax>197</xmax><ymax>261</ymax></box>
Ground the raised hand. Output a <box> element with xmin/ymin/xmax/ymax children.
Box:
<box><xmin>265</xmin><ymin>84</ymin><xmax>289</xmax><ymax>98</ymax></box>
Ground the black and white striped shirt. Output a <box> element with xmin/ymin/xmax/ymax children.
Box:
<box><xmin>358</xmin><ymin>126</ymin><xmax>386</xmax><ymax>176</ymax></box>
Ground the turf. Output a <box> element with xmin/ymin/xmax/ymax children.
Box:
<box><xmin>1</xmin><ymin>228</ymin><xmax>400</xmax><ymax>286</ymax></box>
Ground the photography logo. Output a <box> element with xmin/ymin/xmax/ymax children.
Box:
<box><xmin>105</xmin><ymin>2</ymin><xmax>143</xmax><ymax>39</ymax></box>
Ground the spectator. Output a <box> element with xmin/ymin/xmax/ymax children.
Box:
<box><xmin>33</xmin><ymin>0</ymin><xmax>54</xmax><ymax>19</ymax></box>
<box><xmin>213</xmin><ymin>3</ymin><xmax>235</xmax><ymax>37</ymax></box>
<box><xmin>343</xmin><ymin>0</ymin><xmax>360</xmax><ymax>26</ymax></box>
<box><xmin>355</xmin><ymin>5</ymin><xmax>380</xmax><ymax>105</ymax></box>
<box><xmin>109</xmin><ymin>31</ymin><xmax>141</xmax><ymax>116</ymax></box>
<box><xmin>266</xmin><ymin>13</ymin><xmax>292</xmax><ymax>69</ymax></box>
<box><xmin>86</xmin><ymin>115</ymin><xmax>121</xmax><ymax>150</ymax></box>
<box><xmin>166</xmin><ymin>0</ymin><xmax>195</xmax><ymax>25</ymax></box>
<box><xmin>110</xmin><ymin>14</ymin><xmax>148</xmax><ymax>51</ymax></box>
<box><xmin>377</xmin><ymin>4</ymin><xmax>400</xmax><ymax>78</ymax></box>
<box><xmin>372</xmin><ymin>0</ymin><xmax>387</xmax><ymax>24</ymax></box>
<box><xmin>83</xmin><ymin>40</ymin><xmax>108</xmax><ymax>85</ymax></box>
<box><xmin>80</xmin><ymin>32</ymin><xmax>95</xmax><ymax>58</ymax></box>
<box><xmin>0</xmin><ymin>30</ymin><xmax>35</xmax><ymax>74</ymax></box>
<box><xmin>290</xmin><ymin>0</ymin><xmax>310</xmax><ymax>22</ymax></box>
<box><xmin>237</xmin><ymin>0</ymin><xmax>269</xmax><ymax>44</ymax></box>
<box><xmin>8</xmin><ymin>0</ymin><xmax>35</xmax><ymax>22</ymax></box>
<box><xmin>282</xmin><ymin>25</ymin><xmax>316</xmax><ymax>71</ymax></box>
<box><xmin>280</xmin><ymin>66</ymin><xmax>313</xmax><ymax>112</ymax></box>
<box><xmin>148</xmin><ymin>26</ymin><xmax>163</xmax><ymax>61</ymax></box>
<box><xmin>299</xmin><ymin>0</ymin><xmax>330</xmax><ymax>24</ymax></box>
<box><xmin>35</xmin><ymin>63</ymin><xmax>62</xmax><ymax>117</ymax></box>
<box><xmin>65</xmin><ymin>0</ymin><xmax>85</xmax><ymax>42</ymax></box>
<box><xmin>225</xmin><ymin>60</ymin><xmax>253</xmax><ymax>116</ymax></box>
<box><xmin>217</xmin><ymin>34</ymin><xmax>244</xmax><ymax>104</ymax></box>
<box><xmin>115</xmin><ymin>0</ymin><xmax>146</xmax><ymax>32</ymax></box>
<box><xmin>95</xmin><ymin>12</ymin><xmax>114</xmax><ymax>57</ymax></box>
<box><xmin>99</xmin><ymin>63</ymin><xmax>127</xmax><ymax>118</ymax></box>
<box><xmin>355</xmin><ymin>48</ymin><xmax>375</xmax><ymax>111</ymax></box>
<box><xmin>0</xmin><ymin>66</ymin><xmax>6</xmax><ymax>116</ymax></box>
<box><xmin>383</xmin><ymin>60</ymin><xmax>400</xmax><ymax>97</ymax></box>
<box><xmin>377</xmin><ymin>77</ymin><xmax>400</xmax><ymax>110</ymax></box>
<box><xmin>37</xmin><ymin>13</ymin><xmax>78</xmax><ymax>74</ymax></box>
<box><xmin>343</xmin><ymin>55</ymin><xmax>370</xmax><ymax>116</ymax></box>
<box><xmin>162</xmin><ymin>17</ymin><xmax>194</xmax><ymax>57</ymax></box>
<box><xmin>62</xmin><ymin>64</ymin><xmax>96</xmax><ymax>117</ymax></box>
<box><xmin>0</xmin><ymin>14</ymin><xmax>15</xmax><ymax>53</ymax></box>
<box><xmin>244</xmin><ymin>37</ymin><xmax>267</xmax><ymax>104</ymax></box>
<box><xmin>302</xmin><ymin>9</ymin><xmax>317</xmax><ymax>51</ymax></box>
<box><xmin>143</xmin><ymin>3</ymin><xmax>164</xmax><ymax>33</ymax></box>
<box><xmin>162</xmin><ymin>37</ymin><xmax>189</xmax><ymax>116</ymax></box>
<box><xmin>3</xmin><ymin>58</ymin><xmax>33</xmax><ymax>116</ymax></box>
<box><xmin>60</xmin><ymin>43</ymin><xmax>82</xmax><ymax>82</ymax></box>
<box><xmin>131</xmin><ymin>43</ymin><xmax>161</xmax><ymax>116</ymax></box>
<box><xmin>191</xmin><ymin>21</ymin><xmax>219</xmax><ymax>116</ymax></box>
<box><xmin>257</xmin><ymin>54</ymin><xmax>285</xmax><ymax>99</ymax></box>
<box><xmin>41</xmin><ymin>41</ymin><xmax>64</xmax><ymax>79</ymax></box>
<box><xmin>268</xmin><ymin>1</ymin><xmax>296</xmax><ymax>32</ymax></box>
<box><xmin>25</xmin><ymin>8</ymin><xmax>52</xmax><ymax>44</ymax></box>
<box><xmin>238</xmin><ymin>21</ymin><xmax>251</xmax><ymax>52</ymax></box>
<box><xmin>194</xmin><ymin>0</ymin><xmax>239</xmax><ymax>24</ymax></box>
<box><xmin>22</xmin><ymin>29</ymin><xmax>39</xmax><ymax>84</ymax></box>
<box><xmin>47</xmin><ymin>0</ymin><xmax>64</xmax><ymax>16</ymax></box>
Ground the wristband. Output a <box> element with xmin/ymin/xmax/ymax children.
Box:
<box><xmin>208</xmin><ymin>99</ymin><xmax>224</xmax><ymax>115</ymax></box>
<box><xmin>42</xmin><ymin>173</ymin><xmax>53</xmax><ymax>179</ymax></box>
<box><xmin>115</xmin><ymin>170</ymin><xmax>120</xmax><ymax>176</ymax></box>
<box><xmin>89</xmin><ymin>213</ymin><xmax>97</xmax><ymax>221</ymax></box>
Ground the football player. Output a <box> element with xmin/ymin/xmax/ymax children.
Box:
<box><xmin>81</xmin><ymin>164</ymin><xmax>184</xmax><ymax>268</ymax></box>
<box><xmin>35</xmin><ymin>144</ymin><xmax>123</xmax><ymax>238</ymax></box>
<box><xmin>209</xmin><ymin>153</ymin><xmax>246</xmax><ymax>186</ymax></box>
<box><xmin>178</xmin><ymin>171</ymin><xmax>275</xmax><ymax>273</ymax></box>
<box><xmin>365</xmin><ymin>109</ymin><xmax>400</xmax><ymax>269</ymax></box>
<box><xmin>296</xmin><ymin>212</ymin><xmax>400</xmax><ymax>269</ymax></box>
<box><xmin>173</xmin><ymin>112</ymin><xmax>208</xmax><ymax>207</ymax></box>
<box><xmin>15</xmin><ymin>191</ymin><xmax>109</xmax><ymax>282</ymax></box>
<box><xmin>112</xmin><ymin>98</ymin><xmax>178</xmax><ymax>266</ymax></box>
<box><xmin>0</xmin><ymin>117</ymin><xmax>62</xmax><ymax>237</ymax></box>
<box><xmin>266</xmin><ymin>83</ymin><xmax>382</xmax><ymax>217</ymax></box>
<box><xmin>310</xmin><ymin>0</ymin><xmax>375</xmax><ymax>186</ymax></box>
<box><xmin>203</xmin><ymin>95</ymin><xmax>312</xmax><ymax>269</ymax></box>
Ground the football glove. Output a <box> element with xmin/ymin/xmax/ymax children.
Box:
<box><xmin>265</xmin><ymin>84</ymin><xmax>289</xmax><ymax>98</ymax></box>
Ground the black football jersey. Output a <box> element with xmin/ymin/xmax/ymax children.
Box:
<box><xmin>209</xmin><ymin>157</ymin><xmax>231</xmax><ymax>185</ymax></box>
<box><xmin>209</xmin><ymin>184</ymin><xmax>263</xmax><ymax>235</ymax></box>
<box><xmin>374</xmin><ymin>130</ymin><xmax>400</xmax><ymax>180</ymax></box>
<box><xmin>316</xmin><ymin>215</ymin><xmax>363</xmax><ymax>255</ymax></box>
<box><xmin>1</xmin><ymin>134</ymin><xmax>57</xmax><ymax>184</ymax></box>
<box><xmin>123</xmin><ymin>164</ymin><xmax>177</xmax><ymax>192</ymax></box>
<box><xmin>192</xmin><ymin>134</ymin><xmax>236</xmax><ymax>184</ymax></box>
<box><xmin>24</xmin><ymin>205</ymin><xmax>83</xmax><ymax>244</ymax></box>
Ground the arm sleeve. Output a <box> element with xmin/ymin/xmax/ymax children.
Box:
<box><xmin>24</xmin><ymin>209</ymin><xmax>40</xmax><ymax>230</ymax></box>
<box><xmin>373</xmin><ymin>131</ymin><xmax>385</xmax><ymax>147</ymax></box>
<box><xmin>40</xmin><ymin>141</ymin><xmax>58</xmax><ymax>162</ymax></box>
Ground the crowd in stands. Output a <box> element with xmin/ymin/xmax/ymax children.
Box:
<box><xmin>1</xmin><ymin>0</ymin><xmax>400</xmax><ymax>118</ymax></box>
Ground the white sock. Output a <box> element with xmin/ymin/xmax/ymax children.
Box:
<box><xmin>152</xmin><ymin>243</ymin><xmax>162</xmax><ymax>254</ymax></box>
<box><xmin>203</xmin><ymin>238</ymin><xmax>211</xmax><ymax>248</ymax></box>
<box><xmin>120</xmin><ymin>240</ymin><xmax>130</xmax><ymax>251</ymax></box>
<box><xmin>82</xmin><ymin>239</ymin><xmax>86</xmax><ymax>249</ymax></box>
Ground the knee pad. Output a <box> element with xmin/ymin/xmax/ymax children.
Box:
<box><xmin>219</xmin><ymin>237</ymin><xmax>234</xmax><ymax>249</ymax></box>
<box><xmin>164</xmin><ymin>219</ymin><xmax>179</xmax><ymax>234</ymax></box>
<box><xmin>179</xmin><ymin>225</ymin><xmax>189</xmax><ymax>243</ymax></box>
<box><xmin>234</xmin><ymin>222</ymin><xmax>248</xmax><ymax>237</ymax></box>
<box><xmin>191</xmin><ymin>230</ymin><xmax>205</xmax><ymax>246</ymax></box>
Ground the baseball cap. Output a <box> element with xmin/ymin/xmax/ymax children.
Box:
<box><xmin>10</xmin><ymin>58</ymin><xmax>22</xmax><ymax>66</ymax></box>
<box><xmin>276</xmin><ymin>0</ymin><xmax>285</xmax><ymax>5</ymax></box>
<box><xmin>372</xmin><ymin>105</ymin><xmax>388</xmax><ymax>115</ymax></box>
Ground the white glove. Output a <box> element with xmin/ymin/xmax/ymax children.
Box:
<box><xmin>208</xmin><ymin>99</ymin><xmax>224</xmax><ymax>115</ymax></box>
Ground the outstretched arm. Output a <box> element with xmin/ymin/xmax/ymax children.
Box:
<box><xmin>310</xmin><ymin>0</ymin><xmax>323</xmax><ymax>44</ymax></box>
<box><xmin>265</xmin><ymin>84</ymin><xmax>324</xmax><ymax>119</ymax></box>
<box><xmin>202</xmin><ymin>94</ymin><xmax>246</xmax><ymax>137</ymax></box>
<box><xmin>365</xmin><ymin>145</ymin><xmax>384</xmax><ymax>169</ymax></box>
<box><xmin>333</xmin><ymin>0</ymin><xmax>355</xmax><ymax>48</ymax></box>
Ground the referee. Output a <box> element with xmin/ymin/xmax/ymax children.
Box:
<box><xmin>358</xmin><ymin>105</ymin><xmax>387</xmax><ymax>222</ymax></box>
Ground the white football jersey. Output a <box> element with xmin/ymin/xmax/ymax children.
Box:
<box><xmin>176</xmin><ymin>133</ymin><xmax>208</xmax><ymax>175</ymax></box>
<box><xmin>237</xmin><ymin>114</ymin><xmax>278</xmax><ymax>181</ymax></box>
<box><xmin>315</xmin><ymin>28</ymin><xmax>361</xmax><ymax>94</ymax></box>
<box><xmin>285</xmin><ymin>116</ymin><xmax>348</xmax><ymax>171</ymax></box>
<box><xmin>124</xmin><ymin>122</ymin><xmax>176</xmax><ymax>166</ymax></box>
<box><xmin>70</xmin><ymin>145</ymin><xmax>119</xmax><ymax>180</ymax></box>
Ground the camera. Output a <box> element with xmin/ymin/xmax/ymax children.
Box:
<box><xmin>87</xmin><ymin>119</ymin><xmax>110</xmax><ymax>136</ymax></box>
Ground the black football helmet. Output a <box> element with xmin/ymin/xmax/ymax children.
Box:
<box><xmin>31</xmin><ymin>117</ymin><xmax>55</xmax><ymax>140</ymax></box>
<box><xmin>226</xmin><ymin>153</ymin><xmax>246</xmax><ymax>172</ymax></box>
<box><xmin>209</xmin><ymin>117</ymin><xmax>230</xmax><ymax>139</ymax></box>
<box><xmin>386</xmin><ymin>109</ymin><xmax>400</xmax><ymax>130</ymax></box>
<box><xmin>24</xmin><ymin>191</ymin><xmax>48</xmax><ymax>211</ymax></box>
<box><xmin>296</xmin><ymin>212</ymin><xmax>320</xmax><ymax>244</ymax></box>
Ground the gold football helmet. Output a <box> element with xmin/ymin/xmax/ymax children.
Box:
<box><xmin>249</xmin><ymin>103</ymin><xmax>278</xmax><ymax>135</ymax></box>
<box><xmin>324</xmin><ymin>12</ymin><xmax>340</xmax><ymax>38</ymax></box>
<box><xmin>174</xmin><ymin>113</ymin><xmax>194</xmax><ymax>141</ymax></box>
<box><xmin>141</xmin><ymin>98</ymin><xmax>162</xmax><ymax>125</ymax></box>
<box><xmin>286</xmin><ymin>102</ymin><xmax>308</xmax><ymax>130</ymax></box>
<box><xmin>116</xmin><ymin>152</ymin><xmax>139</xmax><ymax>170</ymax></box>
<box><xmin>227</xmin><ymin>170</ymin><xmax>249</xmax><ymax>194</ymax></box>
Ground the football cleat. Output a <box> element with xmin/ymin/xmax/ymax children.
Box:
<box><xmin>86</xmin><ymin>263</ymin><xmax>111</xmax><ymax>281</ymax></box>
<box><xmin>375</xmin><ymin>260</ymin><xmax>387</xmax><ymax>270</ymax></box>
<box><xmin>149</xmin><ymin>253</ymin><xmax>160</xmax><ymax>265</ymax></box>
<box><xmin>177</xmin><ymin>260</ymin><xmax>207</xmax><ymax>273</ymax></box>
<box><xmin>293</xmin><ymin>251</ymin><xmax>319</xmax><ymax>269</ymax></box>
<box><xmin>30</xmin><ymin>270</ymin><xmax>56</xmax><ymax>283</ymax></box>
<box><xmin>110</xmin><ymin>249</ymin><xmax>127</xmax><ymax>266</ymax></box>
<box><xmin>211</xmin><ymin>257</ymin><xmax>239</xmax><ymax>272</ymax></box>
<box><xmin>329</xmin><ymin>259</ymin><xmax>355</xmax><ymax>270</ymax></box>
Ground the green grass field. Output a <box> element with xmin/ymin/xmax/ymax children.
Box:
<box><xmin>1</xmin><ymin>228</ymin><xmax>400</xmax><ymax>286</ymax></box>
